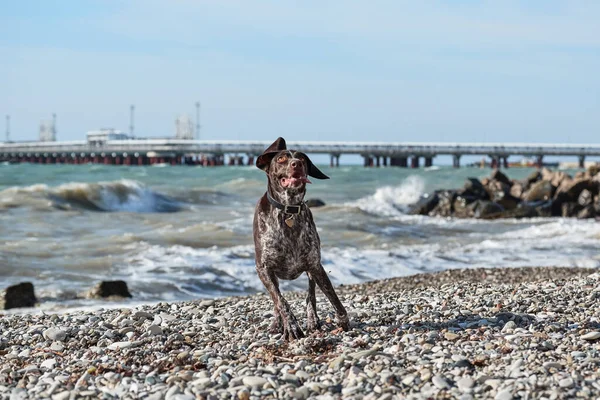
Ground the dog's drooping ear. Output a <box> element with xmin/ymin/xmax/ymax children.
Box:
<box><xmin>256</xmin><ymin>137</ymin><xmax>287</xmax><ymax>171</ymax></box>
<box><xmin>255</xmin><ymin>137</ymin><xmax>329</xmax><ymax>179</ymax></box>
<box><xmin>300</xmin><ymin>152</ymin><xmax>329</xmax><ymax>180</ymax></box>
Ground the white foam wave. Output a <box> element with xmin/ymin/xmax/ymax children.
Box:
<box><xmin>119</xmin><ymin>217</ymin><xmax>600</xmax><ymax>301</ymax></box>
<box><xmin>349</xmin><ymin>176</ymin><xmax>425</xmax><ymax>217</ymax></box>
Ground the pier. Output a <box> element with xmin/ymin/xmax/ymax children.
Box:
<box><xmin>1</xmin><ymin>138</ymin><xmax>600</xmax><ymax>168</ymax></box>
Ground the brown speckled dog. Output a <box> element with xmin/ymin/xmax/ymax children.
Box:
<box><xmin>253</xmin><ymin>137</ymin><xmax>349</xmax><ymax>340</ymax></box>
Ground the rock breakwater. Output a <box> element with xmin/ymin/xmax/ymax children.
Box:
<box><xmin>410</xmin><ymin>165</ymin><xmax>600</xmax><ymax>219</ymax></box>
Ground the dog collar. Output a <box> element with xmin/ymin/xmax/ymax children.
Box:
<box><xmin>266</xmin><ymin>191</ymin><xmax>303</xmax><ymax>215</ymax></box>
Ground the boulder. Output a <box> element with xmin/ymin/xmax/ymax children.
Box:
<box><xmin>550</xmin><ymin>171</ymin><xmax>571</xmax><ymax>189</ymax></box>
<box><xmin>587</xmin><ymin>164</ymin><xmax>600</xmax><ymax>178</ymax></box>
<box><xmin>462</xmin><ymin>178</ymin><xmax>488</xmax><ymax>200</ymax></box>
<box><xmin>469</xmin><ymin>201</ymin><xmax>504</xmax><ymax>219</ymax></box>
<box><xmin>523</xmin><ymin>180</ymin><xmax>553</xmax><ymax>202</ymax></box>
<box><xmin>578</xmin><ymin>189</ymin><xmax>593</xmax><ymax>207</ymax></box>
<box><xmin>453</xmin><ymin>195</ymin><xmax>477</xmax><ymax>218</ymax></box>
<box><xmin>525</xmin><ymin>170</ymin><xmax>541</xmax><ymax>184</ymax></box>
<box><xmin>490</xmin><ymin>169</ymin><xmax>512</xmax><ymax>186</ymax></box>
<box><xmin>532</xmin><ymin>201</ymin><xmax>553</xmax><ymax>218</ymax></box>
<box><xmin>485</xmin><ymin>180</ymin><xmax>511</xmax><ymax>201</ymax></box>
<box><xmin>1</xmin><ymin>282</ymin><xmax>37</xmax><ymax>310</ymax></box>
<box><xmin>555</xmin><ymin>178</ymin><xmax>599</xmax><ymax>201</ymax></box>
<box><xmin>577</xmin><ymin>205</ymin><xmax>596</xmax><ymax>219</ymax></box>
<box><xmin>409</xmin><ymin>193</ymin><xmax>440</xmax><ymax>215</ymax></box>
<box><xmin>429</xmin><ymin>191</ymin><xmax>456</xmax><ymax>217</ymax></box>
<box><xmin>541</xmin><ymin>168</ymin><xmax>555</xmax><ymax>182</ymax></box>
<box><xmin>561</xmin><ymin>202</ymin><xmax>580</xmax><ymax>218</ymax></box>
<box><xmin>86</xmin><ymin>281</ymin><xmax>132</xmax><ymax>299</ymax></box>
<box><xmin>509</xmin><ymin>181</ymin><xmax>526</xmax><ymax>199</ymax></box>
<box><xmin>305</xmin><ymin>198</ymin><xmax>326</xmax><ymax>208</ymax></box>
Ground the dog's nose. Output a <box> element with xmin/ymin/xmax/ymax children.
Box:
<box><xmin>291</xmin><ymin>160</ymin><xmax>298</xmax><ymax>168</ymax></box>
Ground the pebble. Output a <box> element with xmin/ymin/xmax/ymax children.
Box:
<box><xmin>50</xmin><ymin>342</ymin><xmax>64</xmax><ymax>352</ymax></box>
<box><xmin>581</xmin><ymin>332</ymin><xmax>600</xmax><ymax>341</ymax></box>
<box><xmin>457</xmin><ymin>377</ymin><xmax>474</xmax><ymax>391</ymax></box>
<box><xmin>147</xmin><ymin>325</ymin><xmax>163</xmax><ymax>336</ymax></box>
<box><xmin>242</xmin><ymin>376</ymin><xmax>267</xmax><ymax>388</ymax></box>
<box><xmin>495</xmin><ymin>388</ymin><xmax>513</xmax><ymax>400</ymax></box>
<box><xmin>40</xmin><ymin>358</ymin><xmax>56</xmax><ymax>369</ymax></box>
<box><xmin>432</xmin><ymin>375</ymin><xmax>450</xmax><ymax>389</ymax></box>
<box><xmin>108</xmin><ymin>341</ymin><xmax>134</xmax><ymax>350</ymax></box>
<box><xmin>559</xmin><ymin>378</ymin><xmax>574</xmax><ymax>388</ymax></box>
<box><xmin>43</xmin><ymin>328</ymin><xmax>66</xmax><ymax>342</ymax></box>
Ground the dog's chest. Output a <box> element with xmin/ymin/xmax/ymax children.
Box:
<box><xmin>259</xmin><ymin>213</ymin><xmax>321</xmax><ymax>279</ymax></box>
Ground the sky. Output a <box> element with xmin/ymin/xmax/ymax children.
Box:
<box><xmin>1</xmin><ymin>0</ymin><xmax>599</xmax><ymax>146</ymax></box>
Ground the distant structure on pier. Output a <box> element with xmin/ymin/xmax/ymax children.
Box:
<box><xmin>86</xmin><ymin>129</ymin><xmax>130</xmax><ymax>146</ymax></box>
<box><xmin>39</xmin><ymin>114</ymin><xmax>57</xmax><ymax>142</ymax></box>
<box><xmin>175</xmin><ymin>114</ymin><xmax>194</xmax><ymax>140</ymax></box>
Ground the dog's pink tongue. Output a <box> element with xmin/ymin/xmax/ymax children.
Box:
<box><xmin>281</xmin><ymin>176</ymin><xmax>311</xmax><ymax>187</ymax></box>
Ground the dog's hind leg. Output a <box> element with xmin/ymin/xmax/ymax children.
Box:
<box><xmin>313</xmin><ymin>264</ymin><xmax>349</xmax><ymax>331</ymax></box>
<box><xmin>306</xmin><ymin>273</ymin><xmax>321</xmax><ymax>332</ymax></box>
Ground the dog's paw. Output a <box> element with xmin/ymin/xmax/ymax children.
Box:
<box><xmin>337</xmin><ymin>314</ymin><xmax>350</xmax><ymax>331</ymax></box>
<box><xmin>307</xmin><ymin>315</ymin><xmax>321</xmax><ymax>332</ymax></box>
<box><xmin>306</xmin><ymin>307</ymin><xmax>321</xmax><ymax>332</ymax></box>
<box><xmin>269</xmin><ymin>317</ymin><xmax>283</xmax><ymax>334</ymax></box>
<box><xmin>282</xmin><ymin>314</ymin><xmax>305</xmax><ymax>340</ymax></box>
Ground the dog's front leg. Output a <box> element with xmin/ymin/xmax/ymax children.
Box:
<box><xmin>306</xmin><ymin>273</ymin><xmax>321</xmax><ymax>331</ymax></box>
<box><xmin>256</xmin><ymin>265</ymin><xmax>305</xmax><ymax>340</ymax></box>
<box><xmin>312</xmin><ymin>264</ymin><xmax>350</xmax><ymax>331</ymax></box>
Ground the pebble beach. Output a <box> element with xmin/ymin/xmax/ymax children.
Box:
<box><xmin>3</xmin><ymin>266</ymin><xmax>600</xmax><ymax>399</ymax></box>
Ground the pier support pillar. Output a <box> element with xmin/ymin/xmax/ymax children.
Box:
<box><xmin>376</xmin><ymin>156</ymin><xmax>381</xmax><ymax>167</ymax></box>
<box><xmin>578</xmin><ymin>155</ymin><xmax>585</xmax><ymax>169</ymax></box>
<box><xmin>390</xmin><ymin>157</ymin><xmax>408</xmax><ymax>167</ymax></box>
<box><xmin>382</xmin><ymin>157</ymin><xmax>387</xmax><ymax>167</ymax></box>
<box><xmin>424</xmin><ymin>157</ymin><xmax>433</xmax><ymax>167</ymax></box>
<box><xmin>503</xmin><ymin>157</ymin><xmax>509</xmax><ymax>169</ymax></box>
<box><xmin>410</xmin><ymin>156</ymin><xmax>420</xmax><ymax>168</ymax></box>
<box><xmin>453</xmin><ymin>155</ymin><xmax>461</xmax><ymax>168</ymax></box>
<box><xmin>247</xmin><ymin>156</ymin><xmax>254</xmax><ymax>166</ymax></box>
<box><xmin>536</xmin><ymin>155</ymin><xmax>544</xmax><ymax>168</ymax></box>
<box><xmin>329</xmin><ymin>154</ymin><xmax>341</xmax><ymax>167</ymax></box>
<box><xmin>490</xmin><ymin>156</ymin><xmax>499</xmax><ymax>169</ymax></box>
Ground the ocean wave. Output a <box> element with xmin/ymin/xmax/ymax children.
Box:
<box><xmin>347</xmin><ymin>176</ymin><xmax>425</xmax><ymax>217</ymax></box>
<box><xmin>0</xmin><ymin>180</ymin><xmax>183</xmax><ymax>213</ymax></box>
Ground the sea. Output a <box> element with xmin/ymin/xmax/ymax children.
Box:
<box><xmin>1</xmin><ymin>163</ymin><xmax>599</xmax><ymax>313</ymax></box>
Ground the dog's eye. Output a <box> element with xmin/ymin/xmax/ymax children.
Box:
<box><xmin>277</xmin><ymin>156</ymin><xmax>288</xmax><ymax>163</ymax></box>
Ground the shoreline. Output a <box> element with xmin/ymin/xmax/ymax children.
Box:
<box><xmin>1</xmin><ymin>266</ymin><xmax>599</xmax><ymax>399</ymax></box>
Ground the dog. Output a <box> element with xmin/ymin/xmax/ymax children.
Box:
<box><xmin>253</xmin><ymin>137</ymin><xmax>349</xmax><ymax>340</ymax></box>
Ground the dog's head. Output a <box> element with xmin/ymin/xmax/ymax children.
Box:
<box><xmin>256</xmin><ymin>137</ymin><xmax>328</xmax><ymax>199</ymax></box>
